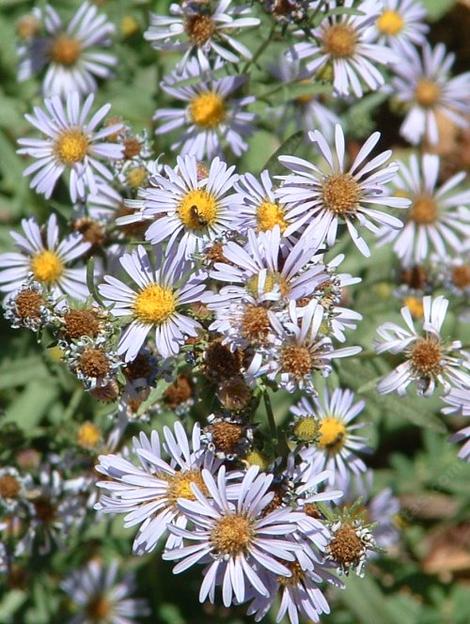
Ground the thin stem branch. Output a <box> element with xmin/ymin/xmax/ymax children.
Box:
<box><xmin>263</xmin><ymin>390</ymin><xmax>277</xmax><ymax>440</ymax></box>
<box><xmin>242</xmin><ymin>24</ymin><xmax>276</xmax><ymax>73</ymax></box>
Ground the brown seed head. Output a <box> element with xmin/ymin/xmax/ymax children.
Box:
<box><xmin>63</xmin><ymin>309</ymin><xmax>101</xmax><ymax>340</ymax></box>
<box><xmin>15</xmin><ymin>289</ymin><xmax>43</xmax><ymax>320</ymax></box>
<box><xmin>79</xmin><ymin>348</ymin><xmax>110</xmax><ymax>378</ymax></box>
<box><xmin>329</xmin><ymin>524</ymin><xmax>364</xmax><ymax>567</ymax></box>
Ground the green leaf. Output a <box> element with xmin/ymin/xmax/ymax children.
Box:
<box><xmin>4</xmin><ymin>379</ymin><xmax>59</xmax><ymax>431</ymax></box>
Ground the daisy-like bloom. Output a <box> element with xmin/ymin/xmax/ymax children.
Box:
<box><xmin>163</xmin><ymin>465</ymin><xmax>303</xmax><ymax>607</ymax></box>
<box><xmin>155</xmin><ymin>59</ymin><xmax>255</xmax><ymax>160</ymax></box>
<box><xmin>99</xmin><ymin>245</ymin><xmax>207</xmax><ymax>362</ymax></box>
<box><xmin>325</xmin><ymin>518</ymin><xmax>376</xmax><ymax>576</ymax></box>
<box><xmin>437</xmin><ymin>254</ymin><xmax>470</xmax><ymax>298</ymax></box>
<box><xmin>373</xmin><ymin>0</ymin><xmax>428</xmax><ymax>57</ymax></box>
<box><xmin>64</xmin><ymin>337</ymin><xmax>122</xmax><ymax>390</ymax></box>
<box><xmin>144</xmin><ymin>0</ymin><xmax>260</xmax><ymax>68</ymax></box>
<box><xmin>18</xmin><ymin>92</ymin><xmax>123</xmax><ymax>202</ymax></box>
<box><xmin>441</xmin><ymin>388</ymin><xmax>470</xmax><ymax>461</ymax></box>
<box><xmin>292</xmin><ymin>388</ymin><xmax>368</xmax><ymax>486</ymax></box>
<box><xmin>0</xmin><ymin>214</ymin><xmax>90</xmax><ymax>301</ymax></box>
<box><xmin>201</xmin><ymin>413</ymin><xmax>254</xmax><ymax>461</ymax></box>
<box><xmin>375</xmin><ymin>295</ymin><xmax>470</xmax><ymax>396</ymax></box>
<box><xmin>0</xmin><ymin>468</ymin><xmax>32</xmax><ymax>513</ymax></box>
<box><xmin>266</xmin><ymin>301</ymin><xmax>361</xmax><ymax>394</ymax></box>
<box><xmin>17</xmin><ymin>2</ymin><xmax>116</xmax><ymax>98</ymax></box>
<box><xmin>125</xmin><ymin>155</ymin><xmax>242</xmax><ymax>260</ymax></box>
<box><xmin>277</xmin><ymin>124</ymin><xmax>409</xmax><ymax>256</ymax></box>
<box><xmin>61</xmin><ymin>559</ymin><xmax>149</xmax><ymax>624</ymax></box>
<box><xmin>235</xmin><ymin>170</ymin><xmax>308</xmax><ymax>235</ymax></box>
<box><xmin>290</xmin><ymin>0</ymin><xmax>396</xmax><ymax>98</ymax></box>
<box><xmin>392</xmin><ymin>42</ymin><xmax>470</xmax><ymax>145</ymax></box>
<box><xmin>3</xmin><ymin>279</ymin><xmax>53</xmax><ymax>331</ymax></box>
<box><xmin>95</xmin><ymin>422</ymin><xmax>219</xmax><ymax>554</ymax></box>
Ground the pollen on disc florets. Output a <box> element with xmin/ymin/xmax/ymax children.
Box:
<box><xmin>327</xmin><ymin>521</ymin><xmax>375</xmax><ymax>575</ymax></box>
<box><xmin>291</xmin><ymin>415</ymin><xmax>320</xmax><ymax>444</ymax></box>
<box><xmin>280</xmin><ymin>344</ymin><xmax>313</xmax><ymax>378</ymax></box>
<box><xmin>185</xmin><ymin>14</ymin><xmax>216</xmax><ymax>45</ymax></box>
<box><xmin>376</xmin><ymin>10</ymin><xmax>405</xmax><ymax>36</ymax></box>
<box><xmin>403</xmin><ymin>296</ymin><xmax>424</xmax><ymax>319</ymax></box>
<box><xmin>178</xmin><ymin>189</ymin><xmax>218</xmax><ymax>230</ymax></box>
<box><xmin>54</xmin><ymin>129</ymin><xmax>89</xmax><ymax>165</ymax></box>
<box><xmin>62</xmin><ymin>308</ymin><xmax>102</xmax><ymax>341</ymax></box>
<box><xmin>189</xmin><ymin>92</ymin><xmax>226</xmax><ymax>128</ymax></box>
<box><xmin>415</xmin><ymin>79</ymin><xmax>441</xmax><ymax>108</ymax></box>
<box><xmin>133</xmin><ymin>284</ymin><xmax>176</xmax><ymax>325</ymax></box>
<box><xmin>409</xmin><ymin>336</ymin><xmax>443</xmax><ymax>377</ymax></box>
<box><xmin>241</xmin><ymin>305</ymin><xmax>271</xmax><ymax>344</ymax></box>
<box><xmin>165</xmin><ymin>469</ymin><xmax>208</xmax><ymax>506</ymax></box>
<box><xmin>211</xmin><ymin>514</ymin><xmax>254</xmax><ymax>557</ymax></box>
<box><xmin>50</xmin><ymin>35</ymin><xmax>82</xmax><ymax>66</ymax></box>
<box><xmin>322</xmin><ymin>173</ymin><xmax>361</xmax><ymax>216</ymax></box>
<box><xmin>31</xmin><ymin>250</ymin><xmax>64</xmax><ymax>284</ymax></box>
<box><xmin>408</xmin><ymin>195</ymin><xmax>438</xmax><ymax>224</ymax></box>
<box><xmin>323</xmin><ymin>24</ymin><xmax>357</xmax><ymax>58</ymax></box>
<box><xmin>256</xmin><ymin>201</ymin><xmax>287</xmax><ymax>232</ymax></box>
<box><xmin>318</xmin><ymin>417</ymin><xmax>347</xmax><ymax>452</ymax></box>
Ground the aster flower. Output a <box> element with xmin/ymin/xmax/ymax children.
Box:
<box><xmin>61</xmin><ymin>559</ymin><xmax>149</xmax><ymax>624</ymax></box>
<box><xmin>290</xmin><ymin>0</ymin><xmax>396</xmax><ymax>98</ymax></box>
<box><xmin>441</xmin><ymin>388</ymin><xmax>470</xmax><ymax>461</ymax></box>
<box><xmin>95</xmin><ymin>422</ymin><xmax>219</xmax><ymax>554</ymax></box>
<box><xmin>375</xmin><ymin>295</ymin><xmax>470</xmax><ymax>396</ymax></box>
<box><xmin>377</xmin><ymin>155</ymin><xmax>470</xmax><ymax>265</ymax></box>
<box><xmin>64</xmin><ymin>337</ymin><xmax>122</xmax><ymax>390</ymax></box>
<box><xmin>18</xmin><ymin>92</ymin><xmax>123</xmax><ymax>202</ymax></box>
<box><xmin>0</xmin><ymin>468</ymin><xmax>32</xmax><ymax>513</ymax></box>
<box><xmin>17</xmin><ymin>2</ymin><xmax>116</xmax><ymax>98</ymax></box>
<box><xmin>144</xmin><ymin>0</ymin><xmax>260</xmax><ymax>68</ymax></box>
<box><xmin>292</xmin><ymin>388</ymin><xmax>368</xmax><ymax>486</ymax></box>
<box><xmin>277</xmin><ymin>124</ymin><xmax>409</xmax><ymax>256</ymax></box>
<box><xmin>392</xmin><ymin>42</ymin><xmax>470</xmax><ymax>145</ymax></box>
<box><xmin>0</xmin><ymin>214</ymin><xmax>90</xmax><ymax>301</ymax></box>
<box><xmin>125</xmin><ymin>155</ymin><xmax>242</xmax><ymax>260</ymax></box>
<box><xmin>373</xmin><ymin>0</ymin><xmax>428</xmax><ymax>56</ymax></box>
<box><xmin>325</xmin><ymin>518</ymin><xmax>376</xmax><ymax>576</ymax></box>
<box><xmin>155</xmin><ymin>58</ymin><xmax>255</xmax><ymax>159</ymax></box>
<box><xmin>163</xmin><ymin>465</ymin><xmax>303</xmax><ymax>607</ymax></box>
<box><xmin>201</xmin><ymin>413</ymin><xmax>254</xmax><ymax>461</ymax></box>
<box><xmin>235</xmin><ymin>170</ymin><xmax>308</xmax><ymax>235</ymax></box>
<box><xmin>266</xmin><ymin>300</ymin><xmax>361</xmax><ymax>394</ymax></box>
<box><xmin>99</xmin><ymin>245</ymin><xmax>207</xmax><ymax>362</ymax></box>
<box><xmin>437</xmin><ymin>254</ymin><xmax>470</xmax><ymax>299</ymax></box>
<box><xmin>3</xmin><ymin>279</ymin><xmax>53</xmax><ymax>331</ymax></box>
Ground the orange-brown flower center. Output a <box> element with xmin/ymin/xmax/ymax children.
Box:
<box><xmin>409</xmin><ymin>195</ymin><xmax>438</xmax><ymax>225</ymax></box>
<box><xmin>185</xmin><ymin>14</ymin><xmax>216</xmax><ymax>45</ymax></box>
<box><xmin>410</xmin><ymin>337</ymin><xmax>443</xmax><ymax>376</ymax></box>
<box><xmin>322</xmin><ymin>173</ymin><xmax>360</xmax><ymax>215</ymax></box>
<box><xmin>323</xmin><ymin>24</ymin><xmax>357</xmax><ymax>58</ymax></box>
<box><xmin>211</xmin><ymin>514</ymin><xmax>254</xmax><ymax>555</ymax></box>
<box><xmin>280</xmin><ymin>345</ymin><xmax>312</xmax><ymax>378</ymax></box>
<box><xmin>79</xmin><ymin>348</ymin><xmax>110</xmax><ymax>378</ymax></box>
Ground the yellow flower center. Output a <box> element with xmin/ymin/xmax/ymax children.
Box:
<box><xmin>165</xmin><ymin>469</ymin><xmax>207</xmax><ymax>505</ymax></box>
<box><xmin>256</xmin><ymin>201</ymin><xmax>287</xmax><ymax>232</ymax></box>
<box><xmin>318</xmin><ymin>417</ymin><xmax>346</xmax><ymax>452</ymax></box>
<box><xmin>54</xmin><ymin>129</ymin><xmax>89</xmax><ymax>165</ymax></box>
<box><xmin>403</xmin><ymin>296</ymin><xmax>424</xmax><ymax>319</ymax></box>
<box><xmin>211</xmin><ymin>514</ymin><xmax>254</xmax><ymax>556</ymax></box>
<box><xmin>178</xmin><ymin>189</ymin><xmax>218</xmax><ymax>230</ymax></box>
<box><xmin>77</xmin><ymin>422</ymin><xmax>101</xmax><ymax>449</ymax></box>
<box><xmin>376</xmin><ymin>10</ymin><xmax>405</xmax><ymax>36</ymax></box>
<box><xmin>410</xmin><ymin>337</ymin><xmax>443</xmax><ymax>376</ymax></box>
<box><xmin>409</xmin><ymin>195</ymin><xmax>438</xmax><ymax>224</ymax></box>
<box><xmin>293</xmin><ymin>416</ymin><xmax>319</xmax><ymax>443</ymax></box>
<box><xmin>126</xmin><ymin>166</ymin><xmax>148</xmax><ymax>189</ymax></box>
<box><xmin>243</xmin><ymin>450</ymin><xmax>269</xmax><ymax>471</ymax></box>
<box><xmin>50</xmin><ymin>35</ymin><xmax>81</xmax><ymax>66</ymax></box>
<box><xmin>240</xmin><ymin>305</ymin><xmax>271</xmax><ymax>343</ymax></box>
<box><xmin>133</xmin><ymin>284</ymin><xmax>176</xmax><ymax>325</ymax></box>
<box><xmin>120</xmin><ymin>15</ymin><xmax>139</xmax><ymax>38</ymax></box>
<box><xmin>415</xmin><ymin>79</ymin><xmax>441</xmax><ymax>108</ymax></box>
<box><xmin>323</xmin><ymin>24</ymin><xmax>357</xmax><ymax>58</ymax></box>
<box><xmin>280</xmin><ymin>344</ymin><xmax>313</xmax><ymax>378</ymax></box>
<box><xmin>31</xmin><ymin>250</ymin><xmax>64</xmax><ymax>284</ymax></box>
<box><xmin>322</xmin><ymin>173</ymin><xmax>360</xmax><ymax>216</ymax></box>
<box><xmin>189</xmin><ymin>91</ymin><xmax>226</xmax><ymax>128</ymax></box>
<box><xmin>278</xmin><ymin>561</ymin><xmax>305</xmax><ymax>587</ymax></box>
<box><xmin>246</xmin><ymin>271</ymin><xmax>289</xmax><ymax>298</ymax></box>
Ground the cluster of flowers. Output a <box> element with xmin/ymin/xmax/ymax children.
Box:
<box><xmin>1</xmin><ymin>0</ymin><xmax>470</xmax><ymax>621</ymax></box>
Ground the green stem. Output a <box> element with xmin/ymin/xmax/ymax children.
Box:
<box><xmin>242</xmin><ymin>24</ymin><xmax>276</xmax><ymax>73</ymax></box>
<box><xmin>263</xmin><ymin>390</ymin><xmax>277</xmax><ymax>440</ymax></box>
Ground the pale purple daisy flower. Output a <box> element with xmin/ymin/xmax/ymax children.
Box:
<box><xmin>235</xmin><ymin>170</ymin><xmax>309</xmax><ymax>235</ymax></box>
<box><xmin>18</xmin><ymin>91</ymin><xmax>123</xmax><ymax>202</ymax></box>
<box><xmin>441</xmin><ymin>388</ymin><xmax>470</xmax><ymax>461</ymax></box>
<box><xmin>0</xmin><ymin>214</ymin><xmax>90</xmax><ymax>301</ymax></box>
<box><xmin>95</xmin><ymin>422</ymin><xmax>219</xmax><ymax>554</ymax></box>
<box><xmin>277</xmin><ymin>124</ymin><xmax>409</xmax><ymax>256</ymax></box>
<box><xmin>266</xmin><ymin>300</ymin><xmax>361</xmax><ymax>394</ymax></box>
<box><xmin>392</xmin><ymin>42</ymin><xmax>470</xmax><ymax>146</ymax></box>
<box><xmin>61</xmin><ymin>559</ymin><xmax>149</xmax><ymax>624</ymax></box>
<box><xmin>436</xmin><ymin>253</ymin><xmax>470</xmax><ymax>299</ymax></box>
<box><xmin>99</xmin><ymin>244</ymin><xmax>207</xmax><ymax>362</ymax></box>
<box><xmin>17</xmin><ymin>2</ymin><xmax>116</xmax><ymax>98</ymax></box>
<box><xmin>144</xmin><ymin>0</ymin><xmax>260</xmax><ymax>68</ymax></box>
<box><xmin>290</xmin><ymin>0</ymin><xmax>396</xmax><ymax>98</ymax></box>
<box><xmin>375</xmin><ymin>295</ymin><xmax>470</xmax><ymax>396</ymax></box>
<box><xmin>121</xmin><ymin>155</ymin><xmax>242</xmax><ymax>261</ymax></box>
<box><xmin>155</xmin><ymin>58</ymin><xmax>255</xmax><ymax>160</ymax></box>
<box><xmin>163</xmin><ymin>465</ymin><xmax>302</xmax><ymax>607</ymax></box>
<box><xmin>377</xmin><ymin>154</ymin><xmax>470</xmax><ymax>265</ymax></box>
<box><xmin>373</xmin><ymin>0</ymin><xmax>428</xmax><ymax>57</ymax></box>
<box><xmin>293</xmin><ymin>388</ymin><xmax>368</xmax><ymax>486</ymax></box>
